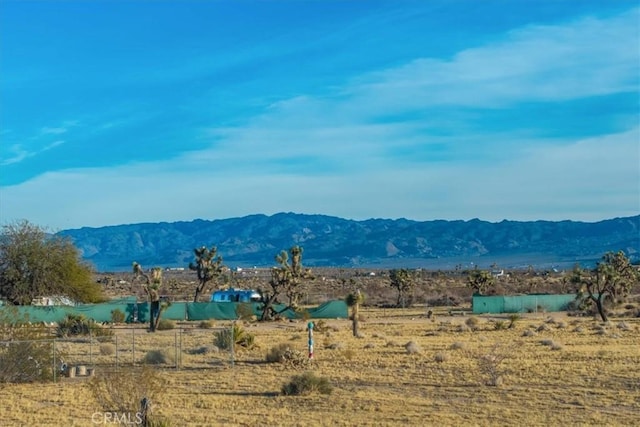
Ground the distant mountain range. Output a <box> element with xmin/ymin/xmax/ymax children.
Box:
<box><xmin>57</xmin><ymin>213</ymin><xmax>640</xmax><ymax>272</ymax></box>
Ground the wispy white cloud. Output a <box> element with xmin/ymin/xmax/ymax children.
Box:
<box><xmin>2</xmin><ymin>126</ymin><xmax>637</xmax><ymax>229</ymax></box>
<box><xmin>40</xmin><ymin>127</ymin><xmax>67</xmax><ymax>135</ymax></box>
<box><xmin>343</xmin><ymin>7</ymin><xmax>638</xmax><ymax>113</ymax></box>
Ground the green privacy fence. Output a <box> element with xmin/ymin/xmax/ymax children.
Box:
<box><xmin>1</xmin><ymin>300</ymin><xmax>348</xmax><ymax>323</ymax></box>
<box><xmin>472</xmin><ymin>294</ymin><xmax>577</xmax><ymax>314</ymax></box>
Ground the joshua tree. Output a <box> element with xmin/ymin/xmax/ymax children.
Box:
<box><xmin>389</xmin><ymin>269</ymin><xmax>415</xmax><ymax>308</ymax></box>
<box><xmin>346</xmin><ymin>290</ymin><xmax>364</xmax><ymax>337</ymax></box>
<box><xmin>569</xmin><ymin>251</ymin><xmax>639</xmax><ymax>322</ymax></box>
<box><xmin>189</xmin><ymin>246</ymin><xmax>225</xmax><ymax>302</ymax></box>
<box><xmin>260</xmin><ymin>246</ymin><xmax>313</xmax><ymax>321</ymax></box>
<box><xmin>132</xmin><ymin>262</ymin><xmax>164</xmax><ymax>332</ymax></box>
<box><xmin>467</xmin><ymin>267</ymin><xmax>495</xmax><ymax>296</ymax></box>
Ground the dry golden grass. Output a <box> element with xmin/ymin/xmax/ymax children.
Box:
<box><xmin>1</xmin><ymin>308</ymin><xmax>639</xmax><ymax>426</ymax></box>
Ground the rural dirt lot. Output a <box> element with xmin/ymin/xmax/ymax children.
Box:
<box><xmin>1</xmin><ymin>306</ymin><xmax>639</xmax><ymax>426</ymax></box>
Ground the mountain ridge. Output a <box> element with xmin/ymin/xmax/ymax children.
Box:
<box><xmin>57</xmin><ymin>213</ymin><xmax>640</xmax><ymax>272</ymax></box>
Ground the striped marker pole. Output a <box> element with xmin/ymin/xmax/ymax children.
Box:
<box><xmin>308</xmin><ymin>321</ymin><xmax>314</xmax><ymax>360</ymax></box>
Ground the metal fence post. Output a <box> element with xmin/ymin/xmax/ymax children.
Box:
<box><xmin>132</xmin><ymin>327</ymin><xmax>135</xmax><ymax>366</ymax></box>
<box><xmin>52</xmin><ymin>339</ymin><xmax>57</xmax><ymax>383</ymax></box>
<box><xmin>230</xmin><ymin>321</ymin><xmax>235</xmax><ymax>367</ymax></box>
<box><xmin>115</xmin><ymin>335</ymin><xmax>119</xmax><ymax>372</ymax></box>
<box><xmin>174</xmin><ymin>331</ymin><xmax>178</xmax><ymax>371</ymax></box>
<box><xmin>89</xmin><ymin>329</ymin><xmax>93</xmax><ymax>366</ymax></box>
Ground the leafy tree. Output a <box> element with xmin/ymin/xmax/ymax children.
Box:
<box><xmin>132</xmin><ymin>262</ymin><xmax>168</xmax><ymax>332</ymax></box>
<box><xmin>260</xmin><ymin>246</ymin><xmax>313</xmax><ymax>321</ymax></box>
<box><xmin>0</xmin><ymin>220</ymin><xmax>103</xmax><ymax>305</ymax></box>
<box><xmin>466</xmin><ymin>267</ymin><xmax>495</xmax><ymax>296</ymax></box>
<box><xmin>569</xmin><ymin>251</ymin><xmax>639</xmax><ymax>322</ymax></box>
<box><xmin>389</xmin><ymin>269</ymin><xmax>415</xmax><ymax>308</ymax></box>
<box><xmin>188</xmin><ymin>245</ymin><xmax>225</xmax><ymax>302</ymax></box>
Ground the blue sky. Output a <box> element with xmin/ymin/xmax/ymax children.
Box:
<box><xmin>1</xmin><ymin>0</ymin><xmax>638</xmax><ymax>230</ymax></box>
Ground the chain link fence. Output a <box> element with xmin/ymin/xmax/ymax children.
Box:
<box><xmin>0</xmin><ymin>324</ymin><xmax>241</xmax><ymax>382</ymax></box>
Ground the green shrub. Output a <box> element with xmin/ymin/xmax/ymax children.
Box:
<box><xmin>215</xmin><ymin>324</ymin><xmax>255</xmax><ymax>350</ymax></box>
<box><xmin>281</xmin><ymin>371</ymin><xmax>332</xmax><ymax>396</ymax></box>
<box><xmin>507</xmin><ymin>314</ymin><xmax>520</xmax><ymax>328</ymax></box>
<box><xmin>494</xmin><ymin>320</ymin><xmax>507</xmax><ymax>330</ymax></box>
<box><xmin>110</xmin><ymin>309</ymin><xmax>126</xmax><ymax>324</ymax></box>
<box><xmin>57</xmin><ymin>314</ymin><xmax>111</xmax><ymax>337</ymax></box>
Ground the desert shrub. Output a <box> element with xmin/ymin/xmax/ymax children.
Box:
<box><xmin>327</xmin><ymin>342</ymin><xmax>345</xmax><ymax>350</ymax></box>
<box><xmin>465</xmin><ymin>317</ymin><xmax>480</xmax><ymax>330</ymax></box>
<box><xmin>550</xmin><ymin>342</ymin><xmax>564</xmax><ymax>351</ymax></box>
<box><xmin>88</xmin><ymin>366</ymin><xmax>169</xmax><ymax>425</ymax></box>
<box><xmin>143</xmin><ymin>349</ymin><xmax>174</xmax><ymax>365</ymax></box>
<box><xmin>100</xmin><ymin>343</ymin><xmax>116</xmax><ymax>356</ymax></box>
<box><xmin>617</xmin><ymin>321</ymin><xmax>630</xmax><ymax>331</ymax></box>
<box><xmin>215</xmin><ymin>323</ymin><xmax>255</xmax><ymax>350</ymax></box>
<box><xmin>456</xmin><ymin>324</ymin><xmax>471</xmax><ymax>333</ymax></box>
<box><xmin>556</xmin><ymin>321</ymin><xmax>567</xmax><ymax>329</ymax></box>
<box><xmin>56</xmin><ymin>314</ymin><xmax>112</xmax><ymax>338</ymax></box>
<box><xmin>188</xmin><ymin>346</ymin><xmax>218</xmax><ymax>355</ymax></box>
<box><xmin>156</xmin><ymin>319</ymin><xmax>175</xmax><ymax>331</ymax></box>
<box><xmin>281</xmin><ymin>371</ymin><xmax>332</xmax><ymax>396</ymax></box>
<box><xmin>434</xmin><ymin>352</ymin><xmax>449</xmax><ymax>363</ymax></box>
<box><xmin>522</xmin><ymin>329</ymin><xmax>536</xmax><ymax>337</ymax></box>
<box><xmin>507</xmin><ymin>314</ymin><xmax>521</xmax><ymax>328</ymax></box>
<box><xmin>450</xmin><ymin>342</ymin><xmax>465</xmax><ymax>350</ymax></box>
<box><xmin>0</xmin><ymin>309</ymin><xmax>64</xmax><ymax>383</ymax></box>
<box><xmin>0</xmin><ymin>340</ymin><xmax>58</xmax><ymax>383</ymax></box>
<box><xmin>198</xmin><ymin>320</ymin><xmax>213</xmax><ymax>329</ymax></box>
<box><xmin>312</xmin><ymin>320</ymin><xmax>329</xmax><ymax>333</ymax></box>
<box><xmin>266</xmin><ymin>343</ymin><xmax>293</xmax><ymax>363</ymax></box>
<box><xmin>536</xmin><ymin>324</ymin><xmax>550</xmax><ymax>332</ymax></box>
<box><xmin>405</xmin><ymin>341</ymin><xmax>421</xmax><ymax>354</ymax></box>
<box><xmin>540</xmin><ymin>339</ymin><xmax>555</xmax><ymax>347</ymax></box>
<box><xmin>110</xmin><ymin>309</ymin><xmax>126</xmax><ymax>324</ymax></box>
<box><xmin>493</xmin><ymin>321</ymin><xmax>507</xmax><ymax>330</ymax></box>
<box><xmin>475</xmin><ymin>343</ymin><xmax>511</xmax><ymax>387</ymax></box>
<box><xmin>56</xmin><ymin>314</ymin><xmax>91</xmax><ymax>337</ymax></box>
<box><xmin>385</xmin><ymin>340</ymin><xmax>397</xmax><ymax>348</ymax></box>
<box><xmin>343</xmin><ymin>349</ymin><xmax>355</xmax><ymax>360</ymax></box>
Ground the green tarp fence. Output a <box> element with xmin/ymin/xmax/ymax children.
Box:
<box><xmin>185</xmin><ymin>300</ymin><xmax>348</xmax><ymax>321</ymax></box>
<box><xmin>472</xmin><ymin>294</ymin><xmax>577</xmax><ymax>314</ymax></box>
<box><xmin>1</xmin><ymin>300</ymin><xmax>348</xmax><ymax>323</ymax></box>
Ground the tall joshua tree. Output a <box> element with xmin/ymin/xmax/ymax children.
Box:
<box><xmin>260</xmin><ymin>246</ymin><xmax>313</xmax><ymax>321</ymax></box>
<box><xmin>346</xmin><ymin>290</ymin><xmax>364</xmax><ymax>337</ymax></box>
<box><xmin>189</xmin><ymin>246</ymin><xmax>225</xmax><ymax>303</ymax></box>
<box><xmin>132</xmin><ymin>262</ymin><xmax>163</xmax><ymax>332</ymax></box>
<box><xmin>389</xmin><ymin>269</ymin><xmax>415</xmax><ymax>308</ymax></box>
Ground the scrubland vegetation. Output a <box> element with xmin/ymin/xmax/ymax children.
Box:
<box><xmin>0</xmin><ymin>307</ymin><xmax>639</xmax><ymax>426</ymax></box>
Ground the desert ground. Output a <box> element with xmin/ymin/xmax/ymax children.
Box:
<box><xmin>0</xmin><ymin>305</ymin><xmax>638</xmax><ymax>427</ymax></box>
